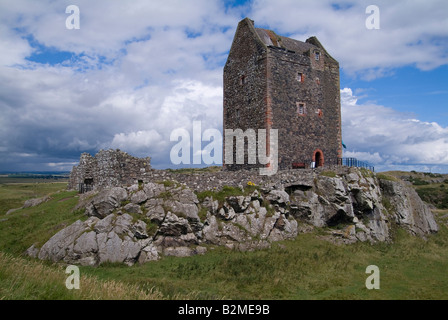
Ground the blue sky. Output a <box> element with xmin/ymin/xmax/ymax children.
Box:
<box><xmin>341</xmin><ymin>66</ymin><xmax>448</xmax><ymax>126</ymax></box>
<box><xmin>0</xmin><ymin>0</ymin><xmax>447</xmax><ymax>173</ymax></box>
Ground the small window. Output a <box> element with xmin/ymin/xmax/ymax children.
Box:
<box><xmin>297</xmin><ymin>72</ymin><xmax>304</xmax><ymax>82</ymax></box>
<box><xmin>297</xmin><ymin>102</ymin><xmax>306</xmax><ymax>116</ymax></box>
<box><xmin>240</xmin><ymin>75</ymin><xmax>246</xmax><ymax>85</ymax></box>
<box><xmin>236</xmin><ymin>109</ymin><xmax>240</xmax><ymax>118</ymax></box>
<box><xmin>315</xmin><ymin>51</ymin><xmax>320</xmax><ymax>61</ymax></box>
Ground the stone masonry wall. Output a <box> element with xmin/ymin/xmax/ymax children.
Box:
<box><xmin>223</xmin><ymin>18</ymin><xmax>342</xmax><ymax>171</ymax></box>
<box><xmin>223</xmin><ymin>18</ymin><xmax>268</xmax><ymax>171</ymax></box>
<box><xmin>269</xmin><ymin>39</ymin><xmax>341</xmax><ymax>169</ymax></box>
<box><xmin>68</xmin><ymin>149</ymin><xmax>151</xmax><ymax>191</ymax></box>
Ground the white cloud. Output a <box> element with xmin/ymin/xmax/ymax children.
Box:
<box><xmin>0</xmin><ymin>0</ymin><xmax>447</xmax><ymax>172</ymax></box>
<box><xmin>110</xmin><ymin>130</ymin><xmax>163</xmax><ymax>151</ymax></box>
<box><xmin>250</xmin><ymin>0</ymin><xmax>448</xmax><ymax>78</ymax></box>
<box><xmin>341</xmin><ymin>88</ymin><xmax>448</xmax><ymax>169</ymax></box>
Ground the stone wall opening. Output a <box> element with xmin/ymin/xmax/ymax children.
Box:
<box><xmin>313</xmin><ymin>149</ymin><xmax>324</xmax><ymax>167</ymax></box>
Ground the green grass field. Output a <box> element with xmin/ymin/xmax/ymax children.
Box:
<box><xmin>1</xmin><ymin>177</ymin><xmax>448</xmax><ymax>300</ymax></box>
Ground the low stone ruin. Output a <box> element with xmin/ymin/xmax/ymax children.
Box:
<box><xmin>68</xmin><ymin>149</ymin><xmax>151</xmax><ymax>192</ymax></box>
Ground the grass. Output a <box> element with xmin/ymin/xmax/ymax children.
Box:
<box><xmin>1</xmin><ymin>180</ymin><xmax>448</xmax><ymax>299</ymax></box>
<box><xmin>320</xmin><ymin>171</ymin><xmax>337</xmax><ymax>178</ymax></box>
<box><xmin>77</xmin><ymin>227</ymin><xmax>448</xmax><ymax>300</ymax></box>
<box><xmin>380</xmin><ymin>171</ymin><xmax>448</xmax><ymax>209</ymax></box>
<box><xmin>0</xmin><ymin>181</ymin><xmax>67</xmax><ymax>215</ymax></box>
<box><xmin>414</xmin><ymin>183</ymin><xmax>448</xmax><ymax>209</ymax></box>
<box><xmin>0</xmin><ymin>252</ymin><xmax>165</xmax><ymax>300</ymax></box>
<box><xmin>196</xmin><ymin>185</ymin><xmax>259</xmax><ymax>204</ymax></box>
<box><xmin>0</xmin><ymin>187</ymin><xmax>84</xmax><ymax>254</ymax></box>
<box><xmin>377</xmin><ymin>173</ymin><xmax>398</xmax><ymax>182</ymax></box>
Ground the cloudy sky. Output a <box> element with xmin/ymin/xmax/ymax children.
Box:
<box><xmin>0</xmin><ymin>0</ymin><xmax>447</xmax><ymax>173</ymax></box>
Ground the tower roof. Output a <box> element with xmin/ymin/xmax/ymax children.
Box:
<box><xmin>237</xmin><ymin>17</ymin><xmax>337</xmax><ymax>62</ymax></box>
<box><xmin>255</xmin><ymin>28</ymin><xmax>316</xmax><ymax>54</ymax></box>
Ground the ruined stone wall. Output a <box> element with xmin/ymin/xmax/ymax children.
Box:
<box><xmin>68</xmin><ymin>149</ymin><xmax>151</xmax><ymax>191</ymax></box>
<box><xmin>68</xmin><ymin>148</ymin><xmax>343</xmax><ymax>193</ymax></box>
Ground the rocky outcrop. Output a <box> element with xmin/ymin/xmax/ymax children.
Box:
<box><xmin>23</xmin><ymin>195</ymin><xmax>51</xmax><ymax>208</ymax></box>
<box><xmin>380</xmin><ymin>179</ymin><xmax>438</xmax><ymax>236</ymax></box>
<box><xmin>31</xmin><ymin>167</ymin><xmax>439</xmax><ymax>266</ymax></box>
<box><xmin>4</xmin><ymin>195</ymin><xmax>51</xmax><ymax>216</ymax></box>
<box><xmin>32</xmin><ymin>182</ymin><xmax>298</xmax><ymax>266</ymax></box>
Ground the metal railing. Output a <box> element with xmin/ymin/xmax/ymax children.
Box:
<box><xmin>341</xmin><ymin>157</ymin><xmax>375</xmax><ymax>172</ymax></box>
<box><xmin>291</xmin><ymin>157</ymin><xmax>374</xmax><ymax>172</ymax></box>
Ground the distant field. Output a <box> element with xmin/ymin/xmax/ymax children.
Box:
<box><xmin>0</xmin><ymin>180</ymin><xmax>67</xmax><ymax>215</ymax></box>
<box><xmin>0</xmin><ymin>177</ymin><xmax>68</xmax><ymax>184</ymax></box>
<box><xmin>1</xmin><ymin>174</ymin><xmax>448</xmax><ymax>300</ymax></box>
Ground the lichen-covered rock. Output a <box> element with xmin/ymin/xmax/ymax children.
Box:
<box><xmin>23</xmin><ymin>196</ymin><xmax>50</xmax><ymax>208</ymax></box>
<box><xmin>38</xmin><ymin>219</ymin><xmax>91</xmax><ymax>263</ymax></box>
<box><xmin>85</xmin><ymin>187</ymin><xmax>127</xmax><ymax>218</ymax></box>
<box><xmin>380</xmin><ymin>179</ymin><xmax>438</xmax><ymax>236</ymax></box>
<box><xmin>130</xmin><ymin>190</ymin><xmax>148</xmax><ymax>204</ymax></box>
<box><xmin>32</xmin><ymin>167</ymin><xmax>439</xmax><ymax>266</ymax></box>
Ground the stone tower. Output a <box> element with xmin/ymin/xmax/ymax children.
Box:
<box><xmin>223</xmin><ymin>18</ymin><xmax>342</xmax><ymax>171</ymax></box>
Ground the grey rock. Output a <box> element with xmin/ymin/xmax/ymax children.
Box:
<box><xmin>23</xmin><ymin>196</ymin><xmax>50</xmax><ymax>208</ymax></box>
<box><xmin>170</xmin><ymin>187</ymin><xmax>199</xmax><ymax>204</ymax></box>
<box><xmin>202</xmin><ymin>196</ymin><xmax>219</xmax><ymax>214</ymax></box>
<box><xmin>123</xmin><ymin>202</ymin><xmax>142</xmax><ymax>215</ymax></box>
<box><xmin>127</xmin><ymin>184</ymin><xmax>140</xmax><ymax>193</ymax></box>
<box><xmin>85</xmin><ymin>187</ymin><xmax>128</xmax><ymax>218</ymax></box>
<box><xmin>131</xmin><ymin>220</ymin><xmax>149</xmax><ymax>239</ymax></box>
<box><xmin>158</xmin><ymin>212</ymin><xmax>192</xmax><ymax>237</ymax></box>
<box><xmin>143</xmin><ymin>182</ymin><xmax>165</xmax><ymax>198</ymax></box>
<box><xmin>35</xmin><ymin>166</ymin><xmax>440</xmax><ymax>267</ymax></box>
<box><xmin>218</xmin><ymin>205</ymin><xmax>236</xmax><ymax>220</ymax></box>
<box><xmin>227</xmin><ymin>196</ymin><xmax>251</xmax><ymax>212</ymax></box>
<box><xmin>163</xmin><ymin>246</ymin><xmax>206</xmax><ymax>257</ymax></box>
<box><xmin>6</xmin><ymin>208</ymin><xmax>20</xmax><ymax>215</ymax></box>
<box><xmin>163</xmin><ymin>246</ymin><xmax>195</xmax><ymax>257</ymax></box>
<box><xmin>202</xmin><ymin>215</ymin><xmax>220</xmax><ymax>243</ymax></box>
<box><xmin>266</xmin><ymin>190</ymin><xmax>290</xmax><ymax>206</ymax></box>
<box><xmin>113</xmin><ymin>213</ymin><xmax>134</xmax><ymax>236</ymax></box>
<box><xmin>381</xmin><ymin>179</ymin><xmax>438</xmax><ymax>236</ymax></box>
<box><xmin>138</xmin><ymin>244</ymin><xmax>160</xmax><ymax>263</ymax></box>
<box><xmin>165</xmin><ymin>200</ymin><xmax>199</xmax><ymax>222</ymax></box>
<box><xmin>130</xmin><ymin>190</ymin><xmax>148</xmax><ymax>204</ymax></box>
<box><xmin>97</xmin><ymin>231</ymin><xmax>141</xmax><ymax>265</ymax></box>
<box><xmin>73</xmin><ymin>231</ymin><xmax>98</xmax><ymax>255</ymax></box>
<box><xmin>25</xmin><ymin>244</ymin><xmax>39</xmax><ymax>258</ymax></box>
<box><xmin>94</xmin><ymin>214</ymin><xmax>115</xmax><ymax>233</ymax></box>
<box><xmin>38</xmin><ymin>220</ymin><xmax>87</xmax><ymax>262</ymax></box>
